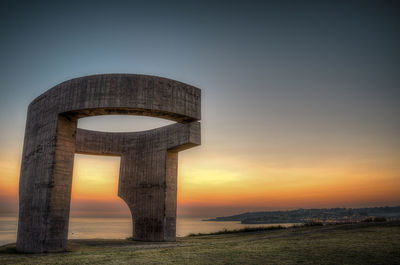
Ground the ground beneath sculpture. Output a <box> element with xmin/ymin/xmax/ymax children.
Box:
<box><xmin>2</xmin><ymin>221</ymin><xmax>399</xmax><ymax>264</ymax></box>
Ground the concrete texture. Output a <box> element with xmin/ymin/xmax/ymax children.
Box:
<box><xmin>16</xmin><ymin>74</ymin><xmax>201</xmax><ymax>253</ymax></box>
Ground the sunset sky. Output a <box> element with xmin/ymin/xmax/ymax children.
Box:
<box><xmin>0</xmin><ymin>0</ymin><xmax>399</xmax><ymax>218</ymax></box>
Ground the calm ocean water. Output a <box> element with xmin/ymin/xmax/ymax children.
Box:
<box><xmin>0</xmin><ymin>216</ymin><xmax>294</xmax><ymax>246</ymax></box>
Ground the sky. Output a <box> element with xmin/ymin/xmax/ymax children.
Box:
<box><xmin>0</xmin><ymin>0</ymin><xmax>399</xmax><ymax>218</ymax></box>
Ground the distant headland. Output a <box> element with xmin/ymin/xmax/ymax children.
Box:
<box><xmin>205</xmin><ymin>206</ymin><xmax>400</xmax><ymax>224</ymax></box>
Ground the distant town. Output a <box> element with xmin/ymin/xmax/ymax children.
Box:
<box><xmin>205</xmin><ymin>206</ymin><xmax>400</xmax><ymax>224</ymax></box>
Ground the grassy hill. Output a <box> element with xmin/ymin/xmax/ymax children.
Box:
<box><xmin>1</xmin><ymin>221</ymin><xmax>399</xmax><ymax>265</ymax></box>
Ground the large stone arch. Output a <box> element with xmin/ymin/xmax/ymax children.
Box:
<box><xmin>16</xmin><ymin>74</ymin><xmax>201</xmax><ymax>253</ymax></box>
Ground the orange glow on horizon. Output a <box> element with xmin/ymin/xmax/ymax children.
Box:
<box><xmin>71</xmin><ymin>154</ymin><xmax>122</xmax><ymax>202</ymax></box>
<box><xmin>176</xmin><ymin>152</ymin><xmax>400</xmax><ymax>210</ymax></box>
<box><xmin>1</xmin><ymin>147</ymin><xmax>399</xmax><ymax>217</ymax></box>
<box><xmin>0</xmin><ymin>159</ymin><xmax>20</xmax><ymax>197</ymax></box>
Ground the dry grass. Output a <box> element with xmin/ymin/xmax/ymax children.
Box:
<box><xmin>1</xmin><ymin>221</ymin><xmax>399</xmax><ymax>265</ymax></box>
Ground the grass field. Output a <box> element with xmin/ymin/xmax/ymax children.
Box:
<box><xmin>1</xmin><ymin>221</ymin><xmax>399</xmax><ymax>265</ymax></box>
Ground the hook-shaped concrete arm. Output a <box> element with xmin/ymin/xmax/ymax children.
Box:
<box><xmin>75</xmin><ymin>122</ymin><xmax>201</xmax><ymax>156</ymax></box>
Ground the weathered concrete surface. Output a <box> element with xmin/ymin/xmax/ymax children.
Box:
<box><xmin>17</xmin><ymin>74</ymin><xmax>201</xmax><ymax>253</ymax></box>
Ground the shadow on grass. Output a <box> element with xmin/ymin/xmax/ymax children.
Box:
<box><xmin>0</xmin><ymin>244</ymin><xmax>17</xmax><ymax>254</ymax></box>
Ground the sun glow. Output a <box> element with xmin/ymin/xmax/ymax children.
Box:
<box><xmin>0</xmin><ymin>144</ymin><xmax>399</xmax><ymax>218</ymax></box>
<box><xmin>71</xmin><ymin>154</ymin><xmax>121</xmax><ymax>201</ymax></box>
<box><xmin>1</xmin><ymin>114</ymin><xmax>399</xmax><ymax>218</ymax></box>
<box><xmin>70</xmin><ymin>154</ymin><xmax>130</xmax><ymax>217</ymax></box>
<box><xmin>177</xmin><ymin>152</ymin><xmax>400</xmax><ymax>211</ymax></box>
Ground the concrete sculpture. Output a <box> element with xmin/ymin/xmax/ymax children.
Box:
<box><xmin>16</xmin><ymin>74</ymin><xmax>201</xmax><ymax>253</ymax></box>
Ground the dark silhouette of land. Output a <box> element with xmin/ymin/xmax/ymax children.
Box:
<box><xmin>205</xmin><ymin>206</ymin><xmax>400</xmax><ymax>224</ymax></box>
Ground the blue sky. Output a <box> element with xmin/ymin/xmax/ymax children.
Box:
<box><xmin>0</xmin><ymin>0</ymin><xmax>399</xmax><ymax>216</ymax></box>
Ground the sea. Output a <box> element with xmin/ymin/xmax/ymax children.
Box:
<box><xmin>0</xmin><ymin>216</ymin><xmax>294</xmax><ymax>246</ymax></box>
